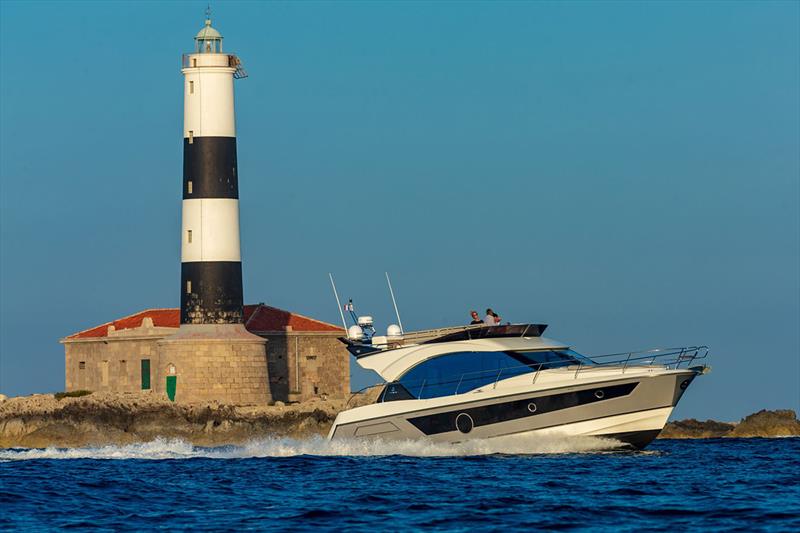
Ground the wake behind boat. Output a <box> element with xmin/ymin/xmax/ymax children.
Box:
<box><xmin>329</xmin><ymin>321</ymin><xmax>709</xmax><ymax>449</ymax></box>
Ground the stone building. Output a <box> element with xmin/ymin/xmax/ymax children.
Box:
<box><xmin>61</xmin><ymin>304</ymin><xmax>348</xmax><ymax>404</ymax></box>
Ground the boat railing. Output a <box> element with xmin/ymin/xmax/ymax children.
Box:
<box><xmin>570</xmin><ymin>346</ymin><xmax>709</xmax><ymax>379</ymax></box>
<box><xmin>379</xmin><ymin>346</ymin><xmax>708</xmax><ymax>402</ymax></box>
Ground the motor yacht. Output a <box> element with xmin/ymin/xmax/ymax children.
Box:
<box><xmin>328</xmin><ymin>322</ymin><xmax>709</xmax><ymax>449</ymax></box>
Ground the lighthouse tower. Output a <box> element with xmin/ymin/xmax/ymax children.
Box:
<box><xmin>181</xmin><ymin>16</ymin><xmax>246</xmax><ymax>324</ymax></box>
<box><xmin>158</xmin><ymin>15</ymin><xmax>270</xmax><ymax>405</ymax></box>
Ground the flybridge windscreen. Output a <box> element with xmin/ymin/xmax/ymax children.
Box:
<box><xmin>421</xmin><ymin>324</ymin><xmax>548</xmax><ymax>344</ymax></box>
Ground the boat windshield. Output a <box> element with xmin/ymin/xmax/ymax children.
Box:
<box><xmin>379</xmin><ymin>349</ymin><xmax>594</xmax><ymax>402</ymax></box>
<box><xmin>509</xmin><ymin>349</ymin><xmax>595</xmax><ymax>368</ymax></box>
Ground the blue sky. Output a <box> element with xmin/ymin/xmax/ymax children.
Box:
<box><xmin>1</xmin><ymin>1</ymin><xmax>797</xmax><ymax>421</ymax></box>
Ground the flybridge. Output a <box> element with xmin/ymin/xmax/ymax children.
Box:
<box><xmin>326</xmin><ymin>273</ymin><xmax>548</xmax><ymax>358</ymax></box>
<box><xmin>339</xmin><ymin>323</ymin><xmax>550</xmax><ymax>358</ymax></box>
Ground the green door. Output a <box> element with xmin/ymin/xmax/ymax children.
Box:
<box><xmin>166</xmin><ymin>375</ymin><xmax>177</xmax><ymax>402</ymax></box>
<box><xmin>141</xmin><ymin>359</ymin><xmax>151</xmax><ymax>390</ymax></box>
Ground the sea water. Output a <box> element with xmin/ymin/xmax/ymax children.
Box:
<box><xmin>1</xmin><ymin>436</ymin><xmax>798</xmax><ymax>531</ymax></box>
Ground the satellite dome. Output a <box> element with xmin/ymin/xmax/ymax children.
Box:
<box><xmin>348</xmin><ymin>325</ymin><xmax>364</xmax><ymax>340</ymax></box>
<box><xmin>387</xmin><ymin>324</ymin><xmax>402</xmax><ymax>339</ymax></box>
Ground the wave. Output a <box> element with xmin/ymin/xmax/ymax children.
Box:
<box><xmin>0</xmin><ymin>433</ymin><xmax>623</xmax><ymax>461</ymax></box>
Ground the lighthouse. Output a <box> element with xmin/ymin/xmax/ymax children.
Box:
<box><xmin>180</xmin><ymin>15</ymin><xmax>247</xmax><ymax>324</ymax></box>
<box><xmin>61</xmin><ymin>13</ymin><xmax>349</xmax><ymax>407</ymax></box>
<box><xmin>158</xmin><ymin>14</ymin><xmax>271</xmax><ymax>405</ymax></box>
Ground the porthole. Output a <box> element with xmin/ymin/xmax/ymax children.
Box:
<box><xmin>455</xmin><ymin>413</ymin><xmax>474</xmax><ymax>434</ymax></box>
<box><xmin>594</xmin><ymin>390</ymin><xmax>605</xmax><ymax>399</ymax></box>
<box><xmin>680</xmin><ymin>379</ymin><xmax>691</xmax><ymax>390</ymax></box>
<box><xmin>527</xmin><ymin>402</ymin><xmax>537</xmax><ymax>413</ymax></box>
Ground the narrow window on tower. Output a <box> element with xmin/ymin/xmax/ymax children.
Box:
<box><xmin>192</xmin><ymin>58</ymin><xmax>197</xmax><ymax>67</ymax></box>
<box><xmin>186</xmin><ymin>280</ymin><xmax>192</xmax><ymax>294</ymax></box>
<box><xmin>188</xmin><ymin>131</ymin><xmax>194</xmax><ymax>144</ymax></box>
<box><xmin>189</xmin><ymin>80</ymin><xmax>194</xmax><ymax>94</ymax></box>
<box><xmin>187</xmin><ymin>181</ymin><xmax>193</xmax><ymax>194</ymax></box>
<box><xmin>187</xmin><ymin>230</ymin><xmax>192</xmax><ymax>243</ymax></box>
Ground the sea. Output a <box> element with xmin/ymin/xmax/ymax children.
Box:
<box><xmin>1</xmin><ymin>435</ymin><xmax>798</xmax><ymax>531</ymax></box>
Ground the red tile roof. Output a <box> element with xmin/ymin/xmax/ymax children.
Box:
<box><xmin>65</xmin><ymin>309</ymin><xmax>180</xmax><ymax>340</ymax></box>
<box><xmin>65</xmin><ymin>304</ymin><xmax>343</xmax><ymax>340</ymax></box>
<box><xmin>243</xmin><ymin>304</ymin><xmax>343</xmax><ymax>333</ymax></box>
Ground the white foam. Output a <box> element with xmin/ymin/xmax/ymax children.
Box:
<box><xmin>0</xmin><ymin>433</ymin><xmax>624</xmax><ymax>461</ymax></box>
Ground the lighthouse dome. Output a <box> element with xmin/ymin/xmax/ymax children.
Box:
<box><xmin>196</xmin><ymin>20</ymin><xmax>222</xmax><ymax>40</ymax></box>
<box><xmin>195</xmin><ymin>18</ymin><xmax>223</xmax><ymax>53</ymax></box>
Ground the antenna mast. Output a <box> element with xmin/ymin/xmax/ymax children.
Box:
<box><xmin>328</xmin><ymin>273</ymin><xmax>349</xmax><ymax>335</ymax></box>
<box><xmin>385</xmin><ymin>272</ymin><xmax>404</xmax><ymax>334</ymax></box>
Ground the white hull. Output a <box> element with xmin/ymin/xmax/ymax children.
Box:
<box><xmin>330</xmin><ymin>369</ymin><xmax>698</xmax><ymax>449</ymax></box>
<box><xmin>515</xmin><ymin>406</ymin><xmax>673</xmax><ymax>440</ymax></box>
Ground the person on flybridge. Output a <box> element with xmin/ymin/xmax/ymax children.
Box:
<box><xmin>484</xmin><ymin>308</ymin><xmax>501</xmax><ymax>325</ymax></box>
<box><xmin>467</xmin><ymin>309</ymin><xmax>502</xmax><ymax>325</ymax></box>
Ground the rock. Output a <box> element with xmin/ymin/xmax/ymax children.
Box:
<box><xmin>0</xmin><ymin>391</ymin><xmax>344</xmax><ymax>448</ymax></box>
<box><xmin>729</xmin><ymin>409</ymin><xmax>800</xmax><ymax>438</ymax></box>
<box><xmin>659</xmin><ymin>418</ymin><xmax>735</xmax><ymax>439</ymax></box>
<box><xmin>659</xmin><ymin>409</ymin><xmax>800</xmax><ymax>439</ymax></box>
<box><xmin>274</xmin><ymin>401</ymin><xmax>285</xmax><ymax>407</ymax></box>
<box><xmin>346</xmin><ymin>385</ymin><xmax>383</xmax><ymax>408</ymax></box>
<box><xmin>0</xmin><ymin>394</ymin><xmax>7</xmax><ymax>402</ymax></box>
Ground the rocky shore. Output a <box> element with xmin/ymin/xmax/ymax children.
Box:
<box><xmin>0</xmin><ymin>391</ymin><xmax>378</xmax><ymax>449</ymax></box>
<box><xmin>659</xmin><ymin>409</ymin><xmax>800</xmax><ymax>439</ymax></box>
<box><xmin>0</xmin><ymin>391</ymin><xmax>797</xmax><ymax>448</ymax></box>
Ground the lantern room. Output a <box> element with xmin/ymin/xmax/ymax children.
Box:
<box><xmin>195</xmin><ymin>18</ymin><xmax>223</xmax><ymax>53</ymax></box>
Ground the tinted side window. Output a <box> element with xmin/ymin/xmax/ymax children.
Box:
<box><xmin>395</xmin><ymin>351</ymin><xmax>535</xmax><ymax>400</ymax></box>
<box><xmin>510</xmin><ymin>350</ymin><xmax>595</xmax><ymax>369</ymax></box>
<box><xmin>379</xmin><ymin>382</ymin><xmax>415</xmax><ymax>402</ymax></box>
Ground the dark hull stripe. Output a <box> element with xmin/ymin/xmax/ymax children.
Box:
<box><xmin>181</xmin><ymin>261</ymin><xmax>243</xmax><ymax>324</ymax></box>
<box><xmin>407</xmin><ymin>382</ymin><xmax>638</xmax><ymax>435</ymax></box>
<box><xmin>183</xmin><ymin>137</ymin><xmax>238</xmax><ymax>199</ymax></box>
<box><xmin>336</xmin><ymin>375</ymin><xmax>664</xmax><ymax>429</ymax></box>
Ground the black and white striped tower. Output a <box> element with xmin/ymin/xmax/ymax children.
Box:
<box><xmin>180</xmin><ymin>14</ymin><xmax>248</xmax><ymax>325</ymax></box>
<box><xmin>159</xmin><ymin>14</ymin><xmax>270</xmax><ymax>406</ymax></box>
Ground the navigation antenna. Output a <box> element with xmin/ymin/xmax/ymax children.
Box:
<box><xmin>328</xmin><ymin>273</ymin><xmax>349</xmax><ymax>335</ymax></box>
<box><xmin>385</xmin><ymin>272</ymin><xmax>404</xmax><ymax>334</ymax></box>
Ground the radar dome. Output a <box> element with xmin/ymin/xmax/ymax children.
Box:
<box><xmin>386</xmin><ymin>324</ymin><xmax>402</xmax><ymax>339</ymax></box>
<box><xmin>347</xmin><ymin>325</ymin><xmax>364</xmax><ymax>340</ymax></box>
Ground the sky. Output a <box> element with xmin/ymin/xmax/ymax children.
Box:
<box><xmin>1</xmin><ymin>0</ymin><xmax>798</xmax><ymax>421</ymax></box>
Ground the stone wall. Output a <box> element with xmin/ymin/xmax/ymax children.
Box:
<box><xmin>63</xmin><ymin>325</ymin><xmax>349</xmax><ymax>406</ymax></box>
<box><xmin>64</xmin><ymin>321</ymin><xmax>177</xmax><ymax>395</ymax></box>
<box><xmin>157</xmin><ymin>325</ymin><xmax>270</xmax><ymax>405</ymax></box>
<box><xmin>263</xmin><ymin>332</ymin><xmax>349</xmax><ymax>403</ymax></box>
<box><xmin>64</xmin><ymin>337</ymin><xmax>161</xmax><ymax>393</ymax></box>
